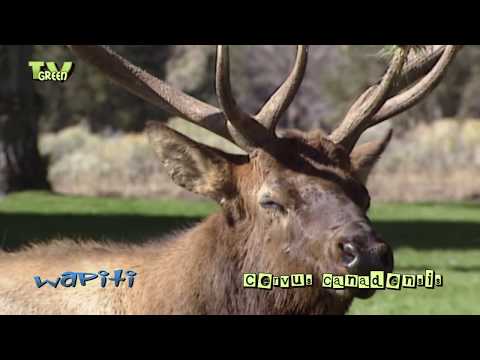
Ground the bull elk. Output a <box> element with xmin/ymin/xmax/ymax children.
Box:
<box><xmin>0</xmin><ymin>45</ymin><xmax>461</xmax><ymax>314</ymax></box>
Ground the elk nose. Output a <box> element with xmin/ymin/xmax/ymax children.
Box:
<box><xmin>339</xmin><ymin>240</ymin><xmax>394</xmax><ymax>275</ymax></box>
<box><xmin>339</xmin><ymin>242</ymin><xmax>360</xmax><ymax>269</ymax></box>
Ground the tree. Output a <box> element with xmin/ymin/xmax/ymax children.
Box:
<box><xmin>0</xmin><ymin>45</ymin><xmax>50</xmax><ymax>193</ymax></box>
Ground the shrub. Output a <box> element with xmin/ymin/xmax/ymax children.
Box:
<box><xmin>39</xmin><ymin>119</ymin><xmax>480</xmax><ymax>202</ymax></box>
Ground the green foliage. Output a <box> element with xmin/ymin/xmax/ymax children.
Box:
<box><xmin>33</xmin><ymin>45</ymin><xmax>173</xmax><ymax>133</ymax></box>
<box><xmin>37</xmin><ymin>122</ymin><xmax>243</xmax><ymax>198</ymax></box>
<box><xmin>38</xmin><ymin>119</ymin><xmax>480</xmax><ymax>202</ymax></box>
<box><xmin>22</xmin><ymin>45</ymin><xmax>480</xmax><ymax>135</ymax></box>
<box><xmin>375</xmin><ymin>119</ymin><xmax>480</xmax><ymax>172</ymax></box>
<box><xmin>38</xmin><ymin>124</ymin><xmax>175</xmax><ymax>198</ymax></box>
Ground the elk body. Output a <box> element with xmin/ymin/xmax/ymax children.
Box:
<box><xmin>0</xmin><ymin>45</ymin><xmax>460</xmax><ymax>315</ymax></box>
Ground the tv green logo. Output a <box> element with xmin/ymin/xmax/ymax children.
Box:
<box><xmin>28</xmin><ymin>61</ymin><xmax>74</xmax><ymax>82</ymax></box>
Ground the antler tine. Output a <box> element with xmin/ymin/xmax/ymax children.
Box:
<box><xmin>386</xmin><ymin>45</ymin><xmax>448</xmax><ymax>97</ymax></box>
<box><xmin>255</xmin><ymin>45</ymin><xmax>309</xmax><ymax>133</ymax></box>
<box><xmin>216</xmin><ymin>45</ymin><xmax>273</xmax><ymax>152</ymax></box>
<box><xmin>329</xmin><ymin>45</ymin><xmax>462</xmax><ymax>152</ymax></box>
<box><xmin>68</xmin><ymin>45</ymin><xmax>233</xmax><ymax>142</ymax></box>
<box><xmin>329</xmin><ymin>46</ymin><xmax>411</xmax><ymax>151</ymax></box>
<box><xmin>370</xmin><ymin>45</ymin><xmax>462</xmax><ymax>125</ymax></box>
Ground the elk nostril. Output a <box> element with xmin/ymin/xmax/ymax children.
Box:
<box><xmin>368</xmin><ymin>243</ymin><xmax>394</xmax><ymax>273</ymax></box>
<box><xmin>339</xmin><ymin>242</ymin><xmax>359</xmax><ymax>269</ymax></box>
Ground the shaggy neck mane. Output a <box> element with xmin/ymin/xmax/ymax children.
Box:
<box><xmin>192</xmin><ymin>209</ymin><xmax>352</xmax><ymax>315</ymax></box>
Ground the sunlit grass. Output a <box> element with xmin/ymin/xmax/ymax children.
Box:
<box><xmin>350</xmin><ymin>202</ymin><xmax>480</xmax><ymax>314</ymax></box>
<box><xmin>0</xmin><ymin>191</ymin><xmax>479</xmax><ymax>314</ymax></box>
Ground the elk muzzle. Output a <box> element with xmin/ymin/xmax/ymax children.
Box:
<box><xmin>336</xmin><ymin>222</ymin><xmax>394</xmax><ymax>298</ymax></box>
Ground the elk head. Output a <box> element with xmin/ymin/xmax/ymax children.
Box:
<box><xmin>69</xmin><ymin>45</ymin><xmax>461</xmax><ymax>304</ymax></box>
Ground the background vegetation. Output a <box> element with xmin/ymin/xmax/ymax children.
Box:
<box><xmin>3</xmin><ymin>45</ymin><xmax>478</xmax><ymax>201</ymax></box>
<box><xmin>0</xmin><ymin>46</ymin><xmax>479</xmax><ymax>314</ymax></box>
<box><xmin>28</xmin><ymin>45</ymin><xmax>480</xmax><ymax>134</ymax></box>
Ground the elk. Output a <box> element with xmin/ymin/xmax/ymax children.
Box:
<box><xmin>0</xmin><ymin>45</ymin><xmax>460</xmax><ymax>315</ymax></box>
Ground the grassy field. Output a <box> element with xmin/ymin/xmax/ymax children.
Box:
<box><xmin>0</xmin><ymin>191</ymin><xmax>479</xmax><ymax>315</ymax></box>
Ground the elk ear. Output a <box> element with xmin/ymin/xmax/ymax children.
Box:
<box><xmin>350</xmin><ymin>130</ymin><xmax>393</xmax><ymax>184</ymax></box>
<box><xmin>146</xmin><ymin>122</ymin><xmax>236</xmax><ymax>201</ymax></box>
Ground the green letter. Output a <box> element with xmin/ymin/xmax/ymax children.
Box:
<box><xmin>258</xmin><ymin>273</ymin><xmax>273</xmax><ymax>290</ymax></box>
<box><xmin>46</xmin><ymin>61</ymin><xmax>73</xmax><ymax>75</ymax></box>
<box><xmin>370</xmin><ymin>271</ymin><xmax>385</xmax><ymax>289</ymax></box>
<box><xmin>386</xmin><ymin>273</ymin><xmax>401</xmax><ymax>290</ymax></box>
<box><xmin>322</xmin><ymin>273</ymin><xmax>332</xmax><ymax>288</ymax></box>
<box><xmin>280</xmin><ymin>275</ymin><xmax>290</xmax><ymax>288</ymax></box>
<box><xmin>425</xmin><ymin>269</ymin><xmax>435</xmax><ymax>289</ymax></box>
<box><xmin>305</xmin><ymin>274</ymin><xmax>313</xmax><ymax>287</ymax></box>
<box><xmin>345</xmin><ymin>275</ymin><xmax>358</xmax><ymax>288</ymax></box>
<box><xmin>358</xmin><ymin>276</ymin><xmax>370</xmax><ymax>289</ymax></box>
<box><xmin>402</xmin><ymin>274</ymin><xmax>417</xmax><ymax>288</ymax></box>
<box><xmin>332</xmin><ymin>276</ymin><xmax>345</xmax><ymax>289</ymax></box>
<box><xmin>243</xmin><ymin>273</ymin><xmax>257</xmax><ymax>288</ymax></box>
<box><xmin>29</xmin><ymin>61</ymin><xmax>44</xmax><ymax>80</ymax></box>
<box><xmin>291</xmin><ymin>274</ymin><xmax>306</xmax><ymax>287</ymax></box>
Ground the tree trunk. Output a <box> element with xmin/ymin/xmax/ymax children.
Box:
<box><xmin>0</xmin><ymin>45</ymin><xmax>50</xmax><ymax>194</ymax></box>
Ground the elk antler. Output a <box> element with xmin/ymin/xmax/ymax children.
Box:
<box><xmin>329</xmin><ymin>45</ymin><xmax>462</xmax><ymax>152</ymax></box>
<box><xmin>255</xmin><ymin>45</ymin><xmax>309</xmax><ymax>133</ymax></box>
<box><xmin>215</xmin><ymin>45</ymin><xmax>272</xmax><ymax>150</ymax></box>
<box><xmin>68</xmin><ymin>45</ymin><xmax>308</xmax><ymax>153</ymax></box>
<box><xmin>68</xmin><ymin>46</ymin><xmax>233</xmax><ymax>141</ymax></box>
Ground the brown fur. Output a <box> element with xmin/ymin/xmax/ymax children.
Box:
<box><xmin>0</xmin><ymin>128</ymin><xmax>391</xmax><ymax>315</ymax></box>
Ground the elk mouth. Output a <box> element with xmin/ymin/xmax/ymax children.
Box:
<box><xmin>336</xmin><ymin>241</ymin><xmax>394</xmax><ymax>300</ymax></box>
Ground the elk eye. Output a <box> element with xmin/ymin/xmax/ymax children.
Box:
<box><xmin>259</xmin><ymin>197</ymin><xmax>286</xmax><ymax>212</ymax></box>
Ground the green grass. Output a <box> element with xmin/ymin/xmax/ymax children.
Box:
<box><xmin>0</xmin><ymin>191</ymin><xmax>218</xmax><ymax>247</ymax></box>
<box><xmin>1</xmin><ymin>191</ymin><xmax>479</xmax><ymax>315</ymax></box>
<box><xmin>350</xmin><ymin>203</ymin><xmax>480</xmax><ymax>315</ymax></box>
